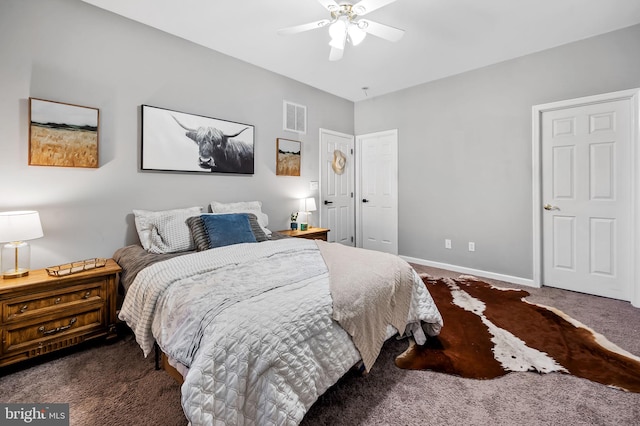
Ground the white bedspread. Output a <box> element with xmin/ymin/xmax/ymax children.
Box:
<box><xmin>119</xmin><ymin>238</ymin><xmax>442</xmax><ymax>425</ymax></box>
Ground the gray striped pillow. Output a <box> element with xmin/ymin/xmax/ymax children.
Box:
<box><xmin>186</xmin><ymin>216</ymin><xmax>211</xmax><ymax>251</ymax></box>
<box><xmin>246</xmin><ymin>213</ymin><xmax>268</xmax><ymax>242</ymax></box>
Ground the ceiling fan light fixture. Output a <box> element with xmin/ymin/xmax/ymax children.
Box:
<box><xmin>353</xmin><ymin>5</ymin><xmax>366</xmax><ymax>15</ymax></box>
<box><xmin>278</xmin><ymin>0</ymin><xmax>404</xmax><ymax>61</ymax></box>
<box><xmin>328</xmin><ymin>16</ymin><xmax>347</xmax><ymax>41</ymax></box>
<box><xmin>329</xmin><ymin>34</ymin><xmax>346</xmax><ymax>50</ymax></box>
<box><xmin>347</xmin><ymin>23</ymin><xmax>367</xmax><ymax>46</ymax></box>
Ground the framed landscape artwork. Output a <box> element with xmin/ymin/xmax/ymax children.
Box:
<box><xmin>141</xmin><ymin>104</ymin><xmax>255</xmax><ymax>174</ymax></box>
<box><xmin>29</xmin><ymin>98</ymin><xmax>99</xmax><ymax>168</ymax></box>
<box><xmin>276</xmin><ymin>138</ymin><xmax>301</xmax><ymax>176</ymax></box>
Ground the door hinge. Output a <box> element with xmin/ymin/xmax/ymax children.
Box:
<box><xmin>351</xmin><ymin>236</ymin><xmax>354</xmax><ymax>242</ymax></box>
<box><xmin>350</xmin><ymin>148</ymin><xmax>353</xmax><ymax>155</ymax></box>
<box><xmin>351</xmin><ymin>192</ymin><xmax>353</xmax><ymax>198</ymax></box>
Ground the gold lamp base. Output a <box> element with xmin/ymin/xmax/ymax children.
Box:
<box><xmin>2</xmin><ymin>241</ymin><xmax>31</xmax><ymax>279</ymax></box>
<box><xmin>2</xmin><ymin>268</ymin><xmax>30</xmax><ymax>279</ymax></box>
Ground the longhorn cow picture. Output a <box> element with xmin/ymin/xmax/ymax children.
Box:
<box><xmin>141</xmin><ymin>104</ymin><xmax>255</xmax><ymax>174</ymax></box>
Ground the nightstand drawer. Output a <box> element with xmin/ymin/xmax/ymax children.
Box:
<box><xmin>3</xmin><ymin>281</ymin><xmax>105</xmax><ymax>323</ymax></box>
<box><xmin>2</xmin><ymin>307</ymin><xmax>103</xmax><ymax>354</ymax></box>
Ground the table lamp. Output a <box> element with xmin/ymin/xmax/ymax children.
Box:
<box><xmin>304</xmin><ymin>197</ymin><xmax>317</xmax><ymax>229</ymax></box>
<box><xmin>0</xmin><ymin>211</ymin><xmax>44</xmax><ymax>278</ymax></box>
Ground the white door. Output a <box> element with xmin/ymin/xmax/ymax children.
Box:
<box><xmin>540</xmin><ymin>98</ymin><xmax>632</xmax><ymax>300</ymax></box>
<box><xmin>356</xmin><ymin>130</ymin><xmax>398</xmax><ymax>254</ymax></box>
<box><xmin>320</xmin><ymin>128</ymin><xmax>354</xmax><ymax>245</ymax></box>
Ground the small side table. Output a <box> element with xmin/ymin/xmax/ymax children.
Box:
<box><xmin>278</xmin><ymin>227</ymin><xmax>330</xmax><ymax>241</ymax></box>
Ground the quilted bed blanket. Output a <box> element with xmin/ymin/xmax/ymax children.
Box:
<box><xmin>119</xmin><ymin>238</ymin><xmax>442</xmax><ymax>425</ymax></box>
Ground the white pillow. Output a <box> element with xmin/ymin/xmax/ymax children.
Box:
<box><xmin>133</xmin><ymin>206</ymin><xmax>203</xmax><ymax>253</ymax></box>
<box><xmin>210</xmin><ymin>201</ymin><xmax>271</xmax><ymax>235</ymax></box>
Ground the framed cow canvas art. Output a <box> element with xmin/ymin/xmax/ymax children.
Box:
<box><xmin>141</xmin><ymin>105</ymin><xmax>255</xmax><ymax>174</ymax></box>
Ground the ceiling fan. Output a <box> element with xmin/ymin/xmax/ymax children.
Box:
<box><xmin>277</xmin><ymin>0</ymin><xmax>404</xmax><ymax>61</ymax></box>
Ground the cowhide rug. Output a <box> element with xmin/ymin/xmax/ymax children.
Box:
<box><xmin>396</xmin><ymin>275</ymin><xmax>640</xmax><ymax>392</ymax></box>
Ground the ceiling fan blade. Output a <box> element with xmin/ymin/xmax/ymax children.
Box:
<box><xmin>351</xmin><ymin>0</ymin><xmax>397</xmax><ymax>16</ymax></box>
<box><xmin>317</xmin><ymin>0</ymin><xmax>340</xmax><ymax>12</ymax></box>
<box><xmin>329</xmin><ymin>46</ymin><xmax>344</xmax><ymax>61</ymax></box>
<box><xmin>359</xmin><ymin>19</ymin><xmax>404</xmax><ymax>42</ymax></box>
<box><xmin>277</xmin><ymin>19</ymin><xmax>330</xmax><ymax>36</ymax></box>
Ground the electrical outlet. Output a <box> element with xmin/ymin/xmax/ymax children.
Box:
<box><xmin>468</xmin><ymin>242</ymin><xmax>475</xmax><ymax>252</ymax></box>
<box><xmin>445</xmin><ymin>239</ymin><xmax>452</xmax><ymax>249</ymax></box>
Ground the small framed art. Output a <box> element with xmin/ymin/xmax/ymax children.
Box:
<box><xmin>141</xmin><ymin>105</ymin><xmax>255</xmax><ymax>174</ymax></box>
<box><xmin>276</xmin><ymin>138</ymin><xmax>301</xmax><ymax>176</ymax></box>
<box><xmin>29</xmin><ymin>98</ymin><xmax>99</xmax><ymax>168</ymax></box>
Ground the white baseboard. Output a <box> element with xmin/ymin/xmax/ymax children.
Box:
<box><xmin>401</xmin><ymin>255</ymin><xmax>537</xmax><ymax>288</ymax></box>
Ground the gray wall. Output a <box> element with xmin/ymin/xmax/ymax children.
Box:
<box><xmin>0</xmin><ymin>0</ymin><xmax>354</xmax><ymax>269</ymax></box>
<box><xmin>355</xmin><ymin>24</ymin><xmax>640</xmax><ymax>280</ymax></box>
<box><xmin>3</xmin><ymin>0</ymin><xmax>638</xmax><ymax>280</ymax></box>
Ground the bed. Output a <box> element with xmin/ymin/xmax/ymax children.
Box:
<box><xmin>115</xmin><ymin>202</ymin><xmax>443</xmax><ymax>425</ymax></box>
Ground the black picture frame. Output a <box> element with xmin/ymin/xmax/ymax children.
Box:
<box><xmin>141</xmin><ymin>104</ymin><xmax>255</xmax><ymax>174</ymax></box>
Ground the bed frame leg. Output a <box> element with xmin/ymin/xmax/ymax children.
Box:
<box><xmin>154</xmin><ymin>342</ymin><xmax>160</xmax><ymax>370</ymax></box>
<box><xmin>352</xmin><ymin>360</ymin><xmax>368</xmax><ymax>376</ymax></box>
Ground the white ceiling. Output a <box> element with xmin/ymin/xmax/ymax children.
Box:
<box><xmin>81</xmin><ymin>0</ymin><xmax>640</xmax><ymax>102</ymax></box>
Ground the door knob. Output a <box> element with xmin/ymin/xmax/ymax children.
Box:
<box><xmin>324</xmin><ymin>200</ymin><xmax>333</xmax><ymax>205</ymax></box>
<box><xmin>362</xmin><ymin>199</ymin><xmax>370</xmax><ymax>203</ymax></box>
<box><xmin>543</xmin><ymin>204</ymin><xmax>559</xmax><ymax>211</ymax></box>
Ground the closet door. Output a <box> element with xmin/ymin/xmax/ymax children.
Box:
<box><xmin>539</xmin><ymin>95</ymin><xmax>633</xmax><ymax>301</ymax></box>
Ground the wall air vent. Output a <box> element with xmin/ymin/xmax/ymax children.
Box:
<box><xmin>283</xmin><ymin>100</ymin><xmax>307</xmax><ymax>134</ymax></box>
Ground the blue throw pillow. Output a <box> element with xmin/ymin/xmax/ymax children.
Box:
<box><xmin>201</xmin><ymin>213</ymin><xmax>257</xmax><ymax>248</ymax></box>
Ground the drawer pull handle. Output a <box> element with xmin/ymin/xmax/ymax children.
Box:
<box><xmin>83</xmin><ymin>291</ymin><xmax>91</xmax><ymax>299</ymax></box>
<box><xmin>54</xmin><ymin>297</ymin><xmax>61</xmax><ymax>304</ymax></box>
<box><xmin>38</xmin><ymin>317</ymin><xmax>77</xmax><ymax>336</ymax></box>
<box><xmin>19</xmin><ymin>305</ymin><xmax>28</xmax><ymax>313</ymax></box>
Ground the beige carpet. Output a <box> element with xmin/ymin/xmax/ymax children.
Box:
<box><xmin>0</xmin><ymin>332</ymin><xmax>186</xmax><ymax>425</ymax></box>
<box><xmin>1</xmin><ymin>264</ymin><xmax>639</xmax><ymax>425</ymax></box>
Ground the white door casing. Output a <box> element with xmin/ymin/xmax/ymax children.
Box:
<box><xmin>532</xmin><ymin>88</ymin><xmax>640</xmax><ymax>307</ymax></box>
<box><xmin>356</xmin><ymin>130</ymin><xmax>398</xmax><ymax>254</ymax></box>
<box><xmin>319</xmin><ymin>128</ymin><xmax>354</xmax><ymax>245</ymax></box>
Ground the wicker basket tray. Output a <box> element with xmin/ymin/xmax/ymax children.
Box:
<box><xmin>46</xmin><ymin>258</ymin><xmax>107</xmax><ymax>277</ymax></box>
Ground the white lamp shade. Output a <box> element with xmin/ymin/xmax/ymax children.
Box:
<box><xmin>328</xmin><ymin>17</ymin><xmax>347</xmax><ymax>41</ymax></box>
<box><xmin>0</xmin><ymin>211</ymin><xmax>44</xmax><ymax>242</ymax></box>
<box><xmin>305</xmin><ymin>198</ymin><xmax>317</xmax><ymax>212</ymax></box>
<box><xmin>348</xmin><ymin>24</ymin><xmax>367</xmax><ymax>46</ymax></box>
<box><xmin>329</xmin><ymin>35</ymin><xmax>346</xmax><ymax>50</ymax></box>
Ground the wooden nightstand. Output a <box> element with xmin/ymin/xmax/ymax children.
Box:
<box><xmin>0</xmin><ymin>259</ymin><xmax>121</xmax><ymax>368</ymax></box>
<box><xmin>278</xmin><ymin>227</ymin><xmax>330</xmax><ymax>241</ymax></box>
